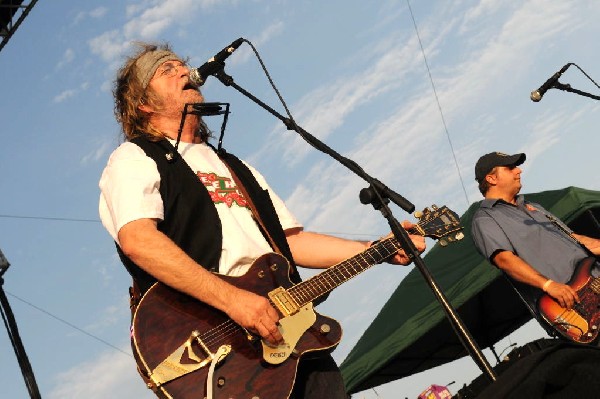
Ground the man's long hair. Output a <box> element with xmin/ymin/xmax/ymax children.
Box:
<box><xmin>113</xmin><ymin>42</ymin><xmax>210</xmax><ymax>142</ymax></box>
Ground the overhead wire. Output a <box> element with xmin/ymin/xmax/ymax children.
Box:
<box><xmin>406</xmin><ymin>0</ymin><xmax>471</xmax><ymax>207</ymax></box>
<box><xmin>5</xmin><ymin>290</ymin><xmax>132</xmax><ymax>358</ymax></box>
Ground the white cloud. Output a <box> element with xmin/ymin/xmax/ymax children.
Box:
<box><xmin>56</xmin><ymin>48</ymin><xmax>75</xmax><ymax>70</ymax></box>
<box><xmin>74</xmin><ymin>6</ymin><xmax>108</xmax><ymax>25</ymax></box>
<box><xmin>53</xmin><ymin>89</ymin><xmax>76</xmax><ymax>103</ymax></box>
<box><xmin>234</xmin><ymin>21</ymin><xmax>286</xmax><ymax>64</ymax></box>
<box><xmin>90</xmin><ymin>7</ymin><xmax>109</xmax><ymax>19</ymax></box>
<box><xmin>47</xmin><ymin>345</ymin><xmax>153</xmax><ymax>399</ymax></box>
<box><xmin>122</xmin><ymin>0</ymin><xmax>223</xmax><ymax>40</ymax></box>
<box><xmin>88</xmin><ymin>30</ymin><xmax>130</xmax><ymax>63</ymax></box>
<box><xmin>88</xmin><ymin>0</ymin><xmax>238</xmax><ymax>67</ymax></box>
<box><xmin>81</xmin><ymin>139</ymin><xmax>114</xmax><ymax>165</ymax></box>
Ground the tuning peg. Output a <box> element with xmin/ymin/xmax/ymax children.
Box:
<box><xmin>455</xmin><ymin>232</ymin><xmax>465</xmax><ymax>240</ymax></box>
<box><xmin>439</xmin><ymin>239</ymin><xmax>448</xmax><ymax>247</ymax></box>
<box><xmin>414</xmin><ymin>210</ymin><xmax>423</xmax><ymax>219</ymax></box>
<box><xmin>431</xmin><ymin>204</ymin><xmax>439</xmax><ymax>210</ymax></box>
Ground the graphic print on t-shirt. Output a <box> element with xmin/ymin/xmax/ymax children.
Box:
<box><xmin>196</xmin><ymin>171</ymin><xmax>248</xmax><ymax>208</ymax></box>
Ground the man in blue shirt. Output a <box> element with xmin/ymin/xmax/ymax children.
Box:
<box><xmin>471</xmin><ymin>152</ymin><xmax>600</xmax><ymax>330</ymax></box>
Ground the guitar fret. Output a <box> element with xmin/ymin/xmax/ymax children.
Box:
<box><xmin>289</xmin><ymin>237</ymin><xmax>399</xmax><ymax>306</ymax></box>
<box><xmin>286</xmin><ymin>206</ymin><xmax>464</xmax><ymax>307</ymax></box>
<box><xmin>590</xmin><ymin>277</ymin><xmax>600</xmax><ymax>294</ymax></box>
<box><xmin>291</xmin><ymin>287</ymin><xmax>308</xmax><ymax>304</ymax></box>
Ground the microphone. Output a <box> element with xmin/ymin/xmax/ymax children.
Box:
<box><xmin>530</xmin><ymin>63</ymin><xmax>571</xmax><ymax>102</ymax></box>
<box><xmin>189</xmin><ymin>38</ymin><xmax>244</xmax><ymax>86</ymax></box>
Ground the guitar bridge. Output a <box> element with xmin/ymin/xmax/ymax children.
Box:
<box><xmin>148</xmin><ymin>330</ymin><xmax>231</xmax><ymax>388</ymax></box>
<box><xmin>268</xmin><ymin>287</ymin><xmax>300</xmax><ymax>316</ymax></box>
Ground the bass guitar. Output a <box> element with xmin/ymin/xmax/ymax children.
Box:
<box><xmin>131</xmin><ymin>205</ymin><xmax>463</xmax><ymax>398</ymax></box>
<box><xmin>538</xmin><ymin>256</ymin><xmax>600</xmax><ymax>344</ymax></box>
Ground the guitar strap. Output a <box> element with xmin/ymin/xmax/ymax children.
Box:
<box><xmin>217</xmin><ymin>147</ymin><xmax>302</xmax><ymax>284</ymax></box>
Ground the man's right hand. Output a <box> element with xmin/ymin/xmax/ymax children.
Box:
<box><xmin>545</xmin><ymin>281</ymin><xmax>580</xmax><ymax>310</ymax></box>
<box><xmin>225</xmin><ymin>288</ymin><xmax>283</xmax><ymax>346</ymax></box>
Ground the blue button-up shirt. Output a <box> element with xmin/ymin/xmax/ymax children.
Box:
<box><xmin>471</xmin><ymin>195</ymin><xmax>593</xmax><ymax>306</ymax></box>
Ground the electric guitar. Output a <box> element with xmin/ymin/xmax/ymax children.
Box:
<box><xmin>537</xmin><ymin>256</ymin><xmax>600</xmax><ymax>344</ymax></box>
<box><xmin>131</xmin><ymin>205</ymin><xmax>463</xmax><ymax>399</ymax></box>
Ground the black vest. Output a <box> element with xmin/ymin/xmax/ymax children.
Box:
<box><xmin>117</xmin><ymin>138</ymin><xmax>300</xmax><ymax>294</ymax></box>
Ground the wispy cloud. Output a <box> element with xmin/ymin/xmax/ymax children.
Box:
<box><xmin>81</xmin><ymin>139</ymin><xmax>114</xmax><ymax>165</ymax></box>
<box><xmin>52</xmin><ymin>82</ymin><xmax>90</xmax><ymax>104</ymax></box>
<box><xmin>74</xmin><ymin>6</ymin><xmax>109</xmax><ymax>25</ymax></box>
<box><xmin>89</xmin><ymin>0</ymin><xmax>236</xmax><ymax>65</ymax></box>
<box><xmin>56</xmin><ymin>48</ymin><xmax>75</xmax><ymax>70</ymax></box>
<box><xmin>47</xmin><ymin>345</ymin><xmax>151</xmax><ymax>399</ymax></box>
<box><xmin>53</xmin><ymin>89</ymin><xmax>76</xmax><ymax>103</ymax></box>
<box><xmin>234</xmin><ymin>21</ymin><xmax>286</xmax><ymax>64</ymax></box>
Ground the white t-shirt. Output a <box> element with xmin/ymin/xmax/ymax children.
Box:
<box><xmin>99</xmin><ymin>140</ymin><xmax>302</xmax><ymax>276</ymax></box>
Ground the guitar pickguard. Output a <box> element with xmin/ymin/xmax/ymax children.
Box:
<box><xmin>262</xmin><ymin>303</ymin><xmax>317</xmax><ymax>365</ymax></box>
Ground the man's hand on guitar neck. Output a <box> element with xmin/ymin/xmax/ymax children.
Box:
<box><xmin>375</xmin><ymin>221</ymin><xmax>426</xmax><ymax>265</ymax></box>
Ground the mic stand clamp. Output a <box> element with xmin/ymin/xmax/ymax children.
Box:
<box><xmin>212</xmin><ymin>64</ymin><xmax>497</xmax><ymax>383</ymax></box>
<box><xmin>553</xmin><ymin>82</ymin><xmax>600</xmax><ymax>101</ymax></box>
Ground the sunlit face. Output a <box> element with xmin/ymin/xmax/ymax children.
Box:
<box><xmin>488</xmin><ymin>164</ymin><xmax>522</xmax><ymax>196</ymax></box>
<box><xmin>145</xmin><ymin>60</ymin><xmax>203</xmax><ymax>115</ymax></box>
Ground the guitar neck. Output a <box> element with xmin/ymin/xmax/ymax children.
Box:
<box><xmin>287</xmin><ymin>236</ymin><xmax>402</xmax><ymax>306</ymax></box>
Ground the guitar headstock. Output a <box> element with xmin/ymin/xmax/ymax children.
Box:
<box><xmin>413</xmin><ymin>205</ymin><xmax>464</xmax><ymax>246</ymax></box>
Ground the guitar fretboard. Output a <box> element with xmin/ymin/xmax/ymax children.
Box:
<box><xmin>287</xmin><ymin>237</ymin><xmax>400</xmax><ymax>306</ymax></box>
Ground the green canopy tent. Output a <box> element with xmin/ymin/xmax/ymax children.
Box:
<box><xmin>340</xmin><ymin>186</ymin><xmax>600</xmax><ymax>394</ymax></box>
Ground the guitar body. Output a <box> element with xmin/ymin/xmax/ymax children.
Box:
<box><xmin>538</xmin><ymin>256</ymin><xmax>600</xmax><ymax>344</ymax></box>
<box><xmin>132</xmin><ymin>253</ymin><xmax>342</xmax><ymax>399</ymax></box>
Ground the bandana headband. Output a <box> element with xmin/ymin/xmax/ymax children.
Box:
<box><xmin>134</xmin><ymin>50</ymin><xmax>181</xmax><ymax>89</ymax></box>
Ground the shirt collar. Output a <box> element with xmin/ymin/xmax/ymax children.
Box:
<box><xmin>480</xmin><ymin>194</ymin><xmax>524</xmax><ymax>209</ymax></box>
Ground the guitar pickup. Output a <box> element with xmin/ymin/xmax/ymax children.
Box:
<box><xmin>268</xmin><ymin>287</ymin><xmax>300</xmax><ymax>316</ymax></box>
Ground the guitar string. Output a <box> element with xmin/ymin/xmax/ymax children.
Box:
<box><xmin>292</xmin><ymin>238</ymin><xmax>397</xmax><ymax>303</ymax></box>
<box><xmin>286</xmin><ymin>208</ymin><xmax>459</xmax><ymax>305</ymax></box>
<box><xmin>288</xmin><ymin>238</ymin><xmax>399</xmax><ymax>306</ymax></box>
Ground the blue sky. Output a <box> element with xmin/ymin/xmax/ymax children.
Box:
<box><xmin>1</xmin><ymin>1</ymin><xmax>600</xmax><ymax>398</ymax></box>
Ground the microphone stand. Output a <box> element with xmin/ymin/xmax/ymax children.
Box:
<box><xmin>552</xmin><ymin>82</ymin><xmax>600</xmax><ymax>101</ymax></box>
<box><xmin>211</xmin><ymin>67</ymin><xmax>497</xmax><ymax>382</ymax></box>
<box><xmin>0</xmin><ymin>249</ymin><xmax>42</xmax><ymax>399</ymax></box>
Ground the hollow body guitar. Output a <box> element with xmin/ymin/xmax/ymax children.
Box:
<box><xmin>131</xmin><ymin>205</ymin><xmax>463</xmax><ymax>398</ymax></box>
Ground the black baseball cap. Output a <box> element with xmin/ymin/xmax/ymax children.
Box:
<box><xmin>475</xmin><ymin>152</ymin><xmax>526</xmax><ymax>182</ymax></box>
